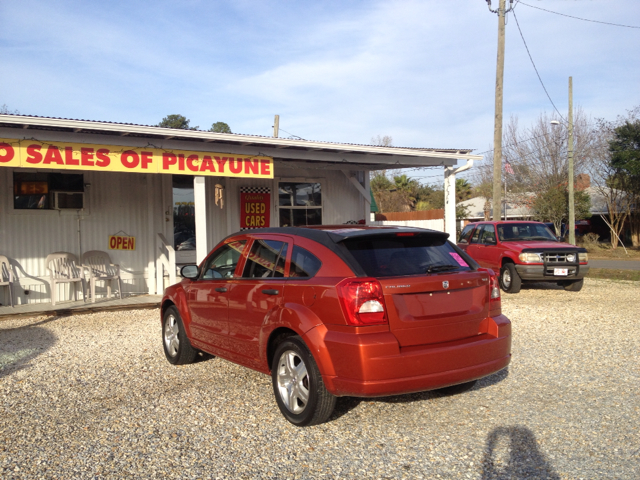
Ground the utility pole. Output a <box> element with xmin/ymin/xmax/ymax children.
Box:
<box><xmin>273</xmin><ymin>115</ymin><xmax>280</xmax><ymax>138</ymax></box>
<box><xmin>568</xmin><ymin>77</ymin><xmax>575</xmax><ymax>245</ymax></box>
<box><xmin>486</xmin><ymin>0</ymin><xmax>514</xmax><ymax>221</ymax></box>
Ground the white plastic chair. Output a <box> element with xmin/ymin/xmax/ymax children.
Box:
<box><xmin>0</xmin><ymin>255</ymin><xmax>14</xmax><ymax>308</ymax></box>
<box><xmin>82</xmin><ymin>250</ymin><xmax>122</xmax><ymax>303</ymax></box>
<box><xmin>46</xmin><ymin>252</ymin><xmax>86</xmax><ymax>306</ymax></box>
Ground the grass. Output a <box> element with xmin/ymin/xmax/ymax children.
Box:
<box><xmin>588</xmin><ymin>268</ymin><xmax>640</xmax><ymax>282</ymax></box>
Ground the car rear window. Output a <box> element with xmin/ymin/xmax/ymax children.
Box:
<box><xmin>289</xmin><ymin>246</ymin><xmax>322</xmax><ymax>278</ymax></box>
<box><xmin>341</xmin><ymin>235</ymin><xmax>472</xmax><ymax>277</ymax></box>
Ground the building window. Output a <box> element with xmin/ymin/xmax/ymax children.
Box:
<box><xmin>278</xmin><ymin>182</ymin><xmax>322</xmax><ymax>227</ymax></box>
<box><xmin>13</xmin><ymin>172</ymin><xmax>84</xmax><ymax>210</ymax></box>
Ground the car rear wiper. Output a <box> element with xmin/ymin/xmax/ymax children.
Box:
<box><xmin>425</xmin><ymin>265</ymin><xmax>459</xmax><ymax>274</ymax></box>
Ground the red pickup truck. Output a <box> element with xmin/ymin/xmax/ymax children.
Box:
<box><xmin>457</xmin><ymin>221</ymin><xmax>589</xmax><ymax>293</ymax></box>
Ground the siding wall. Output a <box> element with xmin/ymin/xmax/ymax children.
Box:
<box><xmin>1</xmin><ymin>164</ymin><xmax>369</xmax><ymax>305</ymax></box>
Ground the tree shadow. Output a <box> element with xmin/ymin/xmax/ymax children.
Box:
<box><xmin>0</xmin><ymin>316</ymin><xmax>59</xmax><ymax>379</ymax></box>
<box><xmin>330</xmin><ymin>367</ymin><xmax>510</xmax><ymax>421</ymax></box>
<box><xmin>482</xmin><ymin>426</ymin><xmax>560</xmax><ymax>480</ymax></box>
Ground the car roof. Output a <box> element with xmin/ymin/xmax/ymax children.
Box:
<box><xmin>250</xmin><ymin>225</ymin><xmax>449</xmax><ymax>243</ymax></box>
<box><xmin>226</xmin><ymin>226</ymin><xmax>451</xmax><ymax>278</ymax></box>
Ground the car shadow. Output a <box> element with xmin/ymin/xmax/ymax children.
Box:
<box><xmin>481</xmin><ymin>426</ymin><xmax>560</xmax><ymax>479</ymax></box>
<box><xmin>0</xmin><ymin>316</ymin><xmax>59</xmax><ymax>379</ymax></box>
<box><xmin>330</xmin><ymin>367</ymin><xmax>510</xmax><ymax>421</ymax></box>
<box><xmin>519</xmin><ymin>281</ymin><xmax>565</xmax><ymax>292</ymax></box>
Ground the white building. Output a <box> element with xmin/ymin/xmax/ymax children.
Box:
<box><xmin>0</xmin><ymin>114</ymin><xmax>480</xmax><ymax>305</ymax></box>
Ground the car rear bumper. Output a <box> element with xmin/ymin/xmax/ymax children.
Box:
<box><xmin>311</xmin><ymin>315</ymin><xmax>511</xmax><ymax>398</ymax></box>
<box><xmin>515</xmin><ymin>264</ymin><xmax>589</xmax><ymax>281</ymax></box>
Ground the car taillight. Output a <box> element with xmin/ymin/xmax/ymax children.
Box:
<box><xmin>489</xmin><ymin>273</ymin><xmax>501</xmax><ymax>317</ymax></box>
<box><xmin>337</xmin><ymin>278</ymin><xmax>388</xmax><ymax>326</ymax></box>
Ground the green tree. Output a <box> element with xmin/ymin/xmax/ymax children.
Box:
<box><xmin>455</xmin><ymin>178</ymin><xmax>473</xmax><ymax>203</ymax></box>
<box><xmin>609</xmin><ymin>118</ymin><xmax>640</xmax><ymax>245</ymax></box>
<box><xmin>157</xmin><ymin>114</ymin><xmax>198</xmax><ymax>130</ymax></box>
<box><xmin>210</xmin><ymin>122</ymin><xmax>232</xmax><ymax>133</ymax></box>
<box><xmin>530</xmin><ymin>184</ymin><xmax>591</xmax><ymax>237</ymax></box>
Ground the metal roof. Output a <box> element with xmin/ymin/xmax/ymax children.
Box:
<box><xmin>0</xmin><ymin>114</ymin><xmax>482</xmax><ymax>169</ymax></box>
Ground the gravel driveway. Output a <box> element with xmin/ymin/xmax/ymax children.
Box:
<box><xmin>1</xmin><ymin>279</ymin><xmax>639</xmax><ymax>479</ymax></box>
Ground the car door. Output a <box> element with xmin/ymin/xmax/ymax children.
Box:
<box><xmin>457</xmin><ymin>223</ymin><xmax>476</xmax><ymax>252</ymax></box>
<box><xmin>225</xmin><ymin>236</ymin><xmax>289</xmax><ymax>370</ymax></box>
<box><xmin>471</xmin><ymin>224</ymin><xmax>501</xmax><ymax>269</ymax></box>
<box><xmin>463</xmin><ymin>224</ymin><xmax>485</xmax><ymax>262</ymax></box>
<box><xmin>185</xmin><ymin>239</ymin><xmax>247</xmax><ymax>352</ymax></box>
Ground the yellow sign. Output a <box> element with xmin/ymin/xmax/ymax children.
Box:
<box><xmin>109</xmin><ymin>235</ymin><xmax>136</xmax><ymax>251</ymax></box>
<box><xmin>0</xmin><ymin>138</ymin><xmax>273</xmax><ymax>178</ymax></box>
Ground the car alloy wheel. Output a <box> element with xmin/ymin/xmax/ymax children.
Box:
<box><xmin>162</xmin><ymin>306</ymin><xmax>197</xmax><ymax>365</ymax></box>
<box><xmin>164</xmin><ymin>313</ymin><xmax>180</xmax><ymax>358</ymax></box>
<box><xmin>271</xmin><ymin>336</ymin><xmax>336</xmax><ymax>426</ymax></box>
<box><xmin>276</xmin><ymin>349</ymin><xmax>310</xmax><ymax>414</ymax></box>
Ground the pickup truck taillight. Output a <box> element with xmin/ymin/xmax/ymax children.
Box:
<box><xmin>337</xmin><ymin>278</ymin><xmax>388</xmax><ymax>326</ymax></box>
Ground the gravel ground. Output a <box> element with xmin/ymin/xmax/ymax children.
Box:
<box><xmin>1</xmin><ymin>278</ymin><xmax>639</xmax><ymax>479</ymax></box>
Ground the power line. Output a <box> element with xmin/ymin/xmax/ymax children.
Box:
<box><xmin>519</xmin><ymin>1</ymin><xmax>640</xmax><ymax>29</ymax></box>
<box><xmin>512</xmin><ymin>9</ymin><xmax>567</xmax><ymax>123</ymax></box>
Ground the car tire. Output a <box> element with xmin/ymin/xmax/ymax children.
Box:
<box><xmin>562</xmin><ymin>278</ymin><xmax>584</xmax><ymax>292</ymax></box>
<box><xmin>272</xmin><ymin>336</ymin><xmax>336</xmax><ymax>427</ymax></box>
<box><xmin>435</xmin><ymin>380</ymin><xmax>477</xmax><ymax>396</ymax></box>
<box><xmin>500</xmin><ymin>262</ymin><xmax>521</xmax><ymax>294</ymax></box>
<box><xmin>163</xmin><ymin>306</ymin><xmax>198</xmax><ymax>365</ymax></box>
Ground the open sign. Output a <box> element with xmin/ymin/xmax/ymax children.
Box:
<box><xmin>109</xmin><ymin>235</ymin><xmax>136</xmax><ymax>251</ymax></box>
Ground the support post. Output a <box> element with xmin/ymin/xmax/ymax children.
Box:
<box><xmin>568</xmin><ymin>77</ymin><xmax>575</xmax><ymax>245</ymax></box>
<box><xmin>488</xmin><ymin>0</ymin><xmax>513</xmax><ymax>221</ymax></box>
<box><xmin>194</xmin><ymin>176</ymin><xmax>208</xmax><ymax>265</ymax></box>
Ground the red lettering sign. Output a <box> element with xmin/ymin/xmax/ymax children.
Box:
<box><xmin>0</xmin><ymin>143</ymin><xmax>15</xmax><ymax>163</ymax></box>
<box><xmin>239</xmin><ymin>189</ymin><xmax>270</xmax><ymax>230</ymax></box>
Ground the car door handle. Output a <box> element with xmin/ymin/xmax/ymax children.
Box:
<box><xmin>262</xmin><ymin>289</ymin><xmax>279</xmax><ymax>295</ymax></box>
<box><xmin>215</xmin><ymin>287</ymin><xmax>227</xmax><ymax>293</ymax></box>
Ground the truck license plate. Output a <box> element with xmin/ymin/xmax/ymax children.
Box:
<box><xmin>554</xmin><ymin>268</ymin><xmax>568</xmax><ymax>276</ymax></box>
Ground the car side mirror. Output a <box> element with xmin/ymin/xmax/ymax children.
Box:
<box><xmin>485</xmin><ymin>237</ymin><xmax>496</xmax><ymax>245</ymax></box>
<box><xmin>180</xmin><ymin>264</ymin><xmax>199</xmax><ymax>279</ymax></box>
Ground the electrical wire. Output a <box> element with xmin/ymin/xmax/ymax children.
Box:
<box><xmin>519</xmin><ymin>1</ymin><xmax>640</xmax><ymax>29</ymax></box>
<box><xmin>278</xmin><ymin>128</ymin><xmax>304</xmax><ymax>140</ymax></box>
<box><xmin>512</xmin><ymin>9</ymin><xmax>567</xmax><ymax>123</ymax></box>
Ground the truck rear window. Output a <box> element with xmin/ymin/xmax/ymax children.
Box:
<box><xmin>341</xmin><ymin>235</ymin><xmax>472</xmax><ymax>277</ymax></box>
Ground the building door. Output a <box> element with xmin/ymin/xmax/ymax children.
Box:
<box><xmin>172</xmin><ymin>175</ymin><xmax>197</xmax><ymax>265</ymax></box>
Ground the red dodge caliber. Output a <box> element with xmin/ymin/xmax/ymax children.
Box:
<box><xmin>161</xmin><ymin>226</ymin><xmax>511</xmax><ymax>426</ymax></box>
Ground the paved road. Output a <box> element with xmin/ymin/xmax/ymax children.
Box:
<box><xmin>589</xmin><ymin>259</ymin><xmax>640</xmax><ymax>270</ymax></box>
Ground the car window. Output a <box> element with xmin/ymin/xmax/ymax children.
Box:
<box><xmin>201</xmin><ymin>240</ymin><xmax>247</xmax><ymax>279</ymax></box>
<box><xmin>242</xmin><ymin>239</ymin><xmax>288</xmax><ymax>278</ymax></box>
<box><xmin>470</xmin><ymin>225</ymin><xmax>485</xmax><ymax>244</ymax></box>
<box><xmin>341</xmin><ymin>235</ymin><xmax>471</xmax><ymax>277</ymax></box>
<box><xmin>497</xmin><ymin>223</ymin><xmax>558</xmax><ymax>242</ymax></box>
<box><xmin>289</xmin><ymin>246</ymin><xmax>322</xmax><ymax>278</ymax></box>
<box><xmin>480</xmin><ymin>224</ymin><xmax>496</xmax><ymax>244</ymax></box>
<box><xmin>458</xmin><ymin>224</ymin><xmax>475</xmax><ymax>244</ymax></box>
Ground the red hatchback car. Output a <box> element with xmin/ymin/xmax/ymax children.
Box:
<box><xmin>161</xmin><ymin>226</ymin><xmax>511</xmax><ymax>426</ymax></box>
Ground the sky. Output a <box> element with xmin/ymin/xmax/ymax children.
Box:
<box><xmin>1</xmin><ymin>0</ymin><xmax>639</xmax><ymax>185</ymax></box>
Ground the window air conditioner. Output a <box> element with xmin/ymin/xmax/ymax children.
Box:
<box><xmin>50</xmin><ymin>191</ymin><xmax>84</xmax><ymax>210</ymax></box>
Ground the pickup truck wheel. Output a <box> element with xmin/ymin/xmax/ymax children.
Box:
<box><xmin>272</xmin><ymin>336</ymin><xmax>336</xmax><ymax>427</ymax></box>
<box><xmin>500</xmin><ymin>263</ymin><xmax>521</xmax><ymax>294</ymax></box>
<box><xmin>163</xmin><ymin>306</ymin><xmax>197</xmax><ymax>365</ymax></box>
<box><xmin>562</xmin><ymin>279</ymin><xmax>584</xmax><ymax>292</ymax></box>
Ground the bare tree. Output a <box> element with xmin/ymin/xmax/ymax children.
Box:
<box><xmin>371</xmin><ymin>135</ymin><xmax>393</xmax><ymax>147</ymax></box>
